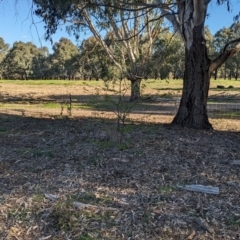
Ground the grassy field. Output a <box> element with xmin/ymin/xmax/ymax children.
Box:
<box><xmin>0</xmin><ymin>79</ymin><xmax>240</xmax><ymax>239</ymax></box>
<box><xmin>0</xmin><ymin>78</ymin><xmax>240</xmax><ymax>127</ymax></box>
<box><xmin>1</xmin><ymin>78</ymin><xmax>240</xmax><ymax>96</ymax></box>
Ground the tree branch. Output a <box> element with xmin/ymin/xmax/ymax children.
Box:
<box><xmin>193</xmin><ymin>0</ymin><xmax>207</xmax><ymax>26</ymax></box>
<box><xmin>95</xmin><ymin>0</ymin><xmax>178</xmax><ymax>12</ymax></box>
<box><xmin>158</xmin><ymin>8</ymin><xmax>180</xmax><ymax>35</ymax></box>
<box><xmin>209</xmin><ymin>37</ymin><xmax>240</xmax><ymax>73</ymax></box>
<box><xmin>223</xmin><ymin>37</ymin><xmax>240</xmax><ymax>53</ymax></box>
<box><xmin>80</xmin><ymin>8</ymin><xmax>123</xmax><ymax>70</ymax></box>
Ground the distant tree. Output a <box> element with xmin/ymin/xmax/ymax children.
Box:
<box><xmin>65</xmin><ymin>53</ymin><xmax>82</xmax><ymax>80</ymax></box>
<box><xmin>203</xmin><ymin>27</ymin><xmax>217</xmax><ymax>79</ymax></box>
<box><xmin>79</xmin><ymin>36</ymin><xmax>116</xmax><ymax>80</ymax></box>
<box><xmin>152</xmin><ymin>32</ymin><xmax>184</xmax><ymax>79</ymax></box>
<box><xmin>31</xmin><ymin>46</ymin><xmax>49</xmax><ymax>79</ymax></box>
<box><xmin>40</xmin><ymin>54</ymin><xmax>55</xmax><ymax>79</ymax></box>
<box><xmin>204</xmin><ymin>26</ymin><xmax>215</xmax><ymax>59</ymax></box>
<box><xmin>0</xmin><ymin>37</ymin><xmax>9</xmax><ymax>61</ymax></box>
<box><xmin>0</xmin><ymin>37</ymin><xmax>9</xmax><ymax>79</ymax></box>
<box><xmin>214</xmin><ymin>23</ymin><xmax>240</xmax><ymax>80</ymax></box>
<box><xmin>51</xmin><ymin>38</ymin><xmax>79</xmax><ymax>79</ymax></box>
<box><xmin>3</xmin><ymin>41</ymin><xmax>41</xmax><ymax>79</ymax></box>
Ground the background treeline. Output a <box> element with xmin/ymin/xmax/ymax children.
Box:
<box><xmin>0</xmin><ymin>24</ymin><xmax>240</xmax><ymax>81</ymax></box>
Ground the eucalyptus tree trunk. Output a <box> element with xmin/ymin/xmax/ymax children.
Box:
<box><xmin>172</xmin><ymin>24</ymin><xmax>212</xmax><ymax>129</ymax></box>
<box><xmin>235</xmin><ymin>63</ymin><xmax>239</xmax><ymax>80</ymax></box>
<box><xmin>170</xmin><ymin>1</ymin><xmax>212</xmax><ymax>129</ymax></box>
<box><xmin>129</xmin><ymin>78</ymin><xmax>141</xmax><ymax>101</ymax></box>
<box><xmin>214</xmin><ymin>70</ymin><xmax>217</xmax><ymax>80</ymax></box>
<box><xmin>126</xmin><ymin>63</ymin><xmax>147</xmax><ymax>101</ymax></box>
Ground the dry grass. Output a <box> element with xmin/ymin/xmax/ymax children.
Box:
<box><xmin>0</xmin><ymin>79</ymin><xmax>240</xmax><ymax>127</ymax></box>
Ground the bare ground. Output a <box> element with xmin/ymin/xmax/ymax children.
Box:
<box><xmin>0</xmin><ymin>113</ymin><xmax>240</xmax><ymax>240</ymax></box>
<box><xmin>0</xmin><ymin>82</ymin><xmax>240</xmax><ymax>239</ymax></box>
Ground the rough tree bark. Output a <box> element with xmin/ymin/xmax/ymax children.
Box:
<box><xmin>126</xmin><ymin>63</ymin><xmax>146</xmax><ymax>101</ymax></box>
<box><xmin>129</xmin><ymin>79</ymin><xmax>141</xmax><ymax>101</ymax></box>
<box><xmin>172</xmin><ymin>24</ymin><xmax>212</xmax><ymax>129</ymax></box>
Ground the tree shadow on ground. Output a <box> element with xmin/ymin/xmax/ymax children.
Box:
<box><xmin>1</xmin><ymin>92</ymin><xmax>240</xmax><ymax>122</ymax></box>
<box><xmin>0</xmin><ymin>113</ymin><xmax>240</xmax><ymax>239</ymax></box>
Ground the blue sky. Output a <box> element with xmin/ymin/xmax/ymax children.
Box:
<box><xmin>0</xmin><ymin>0</ymin><xmax>239</xmax><ymax>52</ymax></box>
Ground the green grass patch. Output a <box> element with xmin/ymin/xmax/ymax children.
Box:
<box><xmin>0</xmin><ymin>79</ymin><xmax>103</xmax><ymax>86</ymax></box>
<box><xmin>145</xmin><ymin>79</ymin><xmax>183</xmax><ymax>90</ymax></box>
<box><xmin>33</xmin><ymin>193</ymin><xmax>44</xmax><ymax>202</ymax></box>
<box><xmin>33</xmin><ymin>149</ymin><xmax>45</xmax><ymax>157</ymax></box>
<box><xmin>0</xmin><ymin>127</ymin><xmax>8</xmax><ymax>132</ymax></box>
<box><xmin>74</xmin><ymin>103</ymin><xmax>97</xmax><ymax>110</ymax></box>
<box><xmin>158</xmin><ymin>185</ymin><xmax>174</xmax><ymax>193</ymax></box>
<box><xmin>78</xmin><ymin>234</ymin><xmax>94</xmax><ymax>240</ymax></box>
<box><xmin>95</xmin><ymin>140</ymin><xmax>112</xmax><ymax>148</ymax></box>
<box><xmin>1</xmin><ymin>78</ymin><xmax>240</xmax><ymax>89</ymax></box>
<box><xmin>41</xmin><ymin>102</ymin><xmax>60</xmax><ymax>108</ymax></box>
<box><xmin>31</xmin><ymin>148</ymin><xmax>54</xmax><ymax>158</ymax></box>
<box><xmin>50</xmin><ymin>193</ymin><xmax>114</xmax><ymax>234</ymax></box>
<box><xmin>227</xmin><ymin>215</ymin><xmax>240</xmax><ymax>226</ymax></box>
<box><xmin>70</xmin><ymin>192</ymin><xmax>113</xmax><ymax>205</ymax></box>
<box><xmin>117</xmin><ymin>142</ymin><xmax>131</xmax><ymax>151</ymax></box>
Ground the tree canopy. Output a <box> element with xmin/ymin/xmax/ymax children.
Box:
<box><xmin>0</xmin><ymin>23</ymin><xmax>239</xmax><ymax>81</ymax></box>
